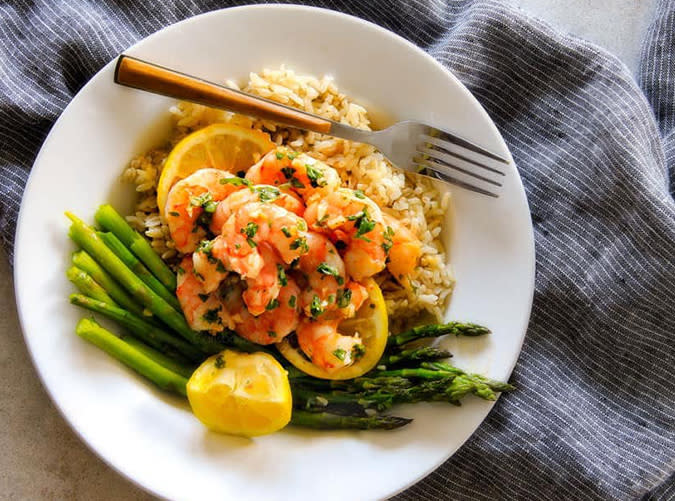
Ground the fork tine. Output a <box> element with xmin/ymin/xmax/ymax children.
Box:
<box><xmin>413</xmin><ymin>149</ymin><xmax>502</xmax><ymax>186</ymax></box>
<box><xmin>426</xmin><ymin>128</ymin><xmax>510</xmax><ymax>164</ymax></box>
<box><xmin>414</xmin><ymin>160</ymin><xmax>499</xmax><ymax>198</ymax></box>
<box><xmin>419</xmin><ymin>135</ymin><xmax>506</xmax><ymax>176</ymax></box>
<box><xmin>415</xmin><ymin>149</ymin><xmax>502</xmax><ymax>186</ymax></box>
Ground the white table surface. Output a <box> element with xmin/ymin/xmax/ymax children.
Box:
<box><xmin>0</xmin><ymin>1</ymin><xmax>658</xmax><ymax>498</ymax></box>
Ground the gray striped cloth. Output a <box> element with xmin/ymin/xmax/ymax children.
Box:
<box><xmin>1</xmin><ymin>0</ymin><xmax>673</xmax><ymax>499</ymax></box>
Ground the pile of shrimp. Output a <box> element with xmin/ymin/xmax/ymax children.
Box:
<box><xmin>166</xmin><ymin>147</ymin><xmax>421</xmax><ymax>372</ymax></box>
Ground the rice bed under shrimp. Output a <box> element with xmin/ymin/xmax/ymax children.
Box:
<box><xmin>121</xmin><ymin>67</ymin><xmax>454</xmax><ymax>328</ymax></box>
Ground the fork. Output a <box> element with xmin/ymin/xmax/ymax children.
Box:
<box><xmin>114</xmin><ymin>55</ymin><xmax>509</xmax><ymax>197</ymax></box>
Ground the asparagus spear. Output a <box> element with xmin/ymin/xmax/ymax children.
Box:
<box><xmin>66</xmin><ymin>266</ymin><xmax>117</xmax><ymax>305</ymax></box>
<box><xmin>381</xmin><ymin>347</ymin><xmax>452</xmax><ymax>366</ymax></box>
<box><xmin>370</xmin><ymin>368</ymin><xmax>452</xmax><ymax>380</ymax></box>
<box><xmin>72</xmin><ymin>250</ymin><xmax>145</xmax><ymax>316</ymax></box>
<box><xmin>387</xmin><ymin>321</ymin><xmax>491</xmax><ymax>347</ymax></box>
<box><xmin>69</xmin><ymin>293</ymin><xmax>203</xmax><ymax>362</ymax></box>
<box><xmin>421</xmin><ymin>361</ymin><xmax>516</xmax><ymax>393</ymax></box>
<box><xmin>98</xmin><ymin>231</ymin><xmax>181</xmax><ymax>311</ymax></box>
<box><xmin>66</xmin><ymin>213</ymin><xmax>216</xmax><ymax>352</ymax></box>
<box><xmin>121</xmin><ymin>335</ymin><xmax>196</xmax><ymax>379</ymax></box>
<box><xmin>76</xmin><ymin>317</ymin><xmax>188</xmax><ymax>396</ymax></box>
<box><xmin>290</xmin><ymin>410</ymin><xmax>412</xmax><ymax>430</ymax></box>
<box><xmin>95</xmin><ymin>204</ymin><xmax>176</xmax><ymax>291</ymax></box>
<box><xmin>292</xmin><ymin>387</ymin><xmax>392</xmax><ymax>415</ymax></box>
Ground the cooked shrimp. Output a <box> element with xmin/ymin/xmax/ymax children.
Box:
<box><xmin>192</xmin><ymin>237</ymin><xmax>288</xmax><ymax>314</ymax></box>
<box><xmin>245</xmin><ymin>147</ymin><xmax>341</xmax><ymax>201</ymax></box>
<box><xmin>213</xmin><ymin>202</ymin><xmax>311</xmax><ymax>277</ymax></box>
<box><xmin>191</xmin><ymin>238</ymin><xmax>228</xmax><ymax>293</ymax></box>
<box><xmin>241</xmin><ymin>243</ymin><xmax>284</xmax><ymax>316</ymax></box>
<box><xmin>296</xmin><ymin>319</ymin><xmax>364</xmax><ymax>372</ymax></box>
<box><xmin>175</xmin><ymin>255</ymin><xmax>236</xmax><ymax>333</ymax></box>
<box><xmin>210</xmin><ymin>184</ymin><xmax>304</xmax><ymax>234</ymax></box>
<box><xmin>382</xmin><ymin>213</ymin><xmax>422</xmax><ymax>284</ymax></box>
<box><xmin>165</xmin><ymin>168</ymin><xmax>246</xmax><ymax>253</ymax></box>
<box><xmin>304</xmin><ymin>188</ymin><xmax>388</xmax><ymax>280</ymax></box>
<box><xmin>297</xmin><ymin>232</ymin><xmax>346</xmax><ymax>317</ymax></box>
<box><xmin>334</xmin><ymin>280</ymin><xmax>369</xmax><ymax>319</ymax></box>
<box><xmin>233</xmin><ymin>278</ymin><xmax>301</xmax><ymax>345</ymax></box>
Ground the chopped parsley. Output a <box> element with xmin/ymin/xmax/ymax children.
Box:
<box><xmin>176</xmin><ymin>266</ymin><xmax>185</xmax><ymax>275</ymax></box>
<box><xmin>281</xmin><ymin>227</ymin><xmax>292</xmax><ymax>238</ymax></box>
<box><xmin>275</xmin><ymin>151</ymin><xmax>285</xmax><ymax>160</ymax></box>
<box><xmin>201</xmin><ymin>306</ymin><xmax>221</xmax><ymax>324</ymax></box>
<box><xmin>337</xmin><ymin>288</ymin><xmax>352</xmax><ymax>308</ymax></box>
<box><xmin>288</xmin><ymin>295</ymin><xmax>297</xmax><ymax>308</ymax></box>
<box><xmin>216</xmin><ymin>261</ymin><xmax>227</xmax><ymax>273</ymax></box>
<box><xmin>317</xmin><ymin>262</ymin><xmax>344</xmax><ymax>285</ymax></box>
<box><xmin>316</xmin><ymin>214</ymin><xmax>329</xmax><ymax>227</ymax></box>
<box><xmin>305</xmin><ymin>164</ymin><xmax>325</xmax><ymax>188</ymax></box>
<box><xmin>214</xmin><ymin>354</ymin><xmax>225</xmax><ymax>368</ymax></box>
<box><xmin>219</xmin><ymin>177</ymin><xmax>251</xmax><ymax>187</ymax></box>
<box><xmin>169</xmin><ymin>211</ymin><xmax>180</xmax><ymax>217</ymax></box>
<box><xmin>281</xmin><ymin>167</ymin><xmax>296</xmax><ymax>179</ymax></box>
<box><xmin>290</xmin><ymin>237</ymin><xmax>309</xmax><ymax>253</ymax></box>
<box><xmin>332</xmin><ymin>348</ymin><xmax>347</xmax><ymax>361</ymax></box>
<box><xmin>189</xmin><ymin>192</ymin><xmax>217</xmax><ymax>213</ymax></box>
<box><xmin>290</xmin><ymin>177</ymin><xmax>305</xmax><ymax>189</ymax></box>
<box><xmin>241</xmin><ymin>222</ymin><xmax>259</xmax><ymax>248</ymax></box>
<box><xmin>382</xmin><ymin>225</ymin><xmax>395</xmax><ymax>254</ymax></box>
<box><xmin>347</xmin><ymin>208</ymin><xmax>376</xmax><ymax>241</ymax></box>
<box><xmin>296</xmin><ymin>220</ymin><xmax>308</xmax><ymax>231</ymax></box>
<box><xmin>196</xmin><ymin>238</ymin><xmax>215</xmax><ymax>255</ymax></box>
<box><xmin>265</xmin><ymin>298</ymin><xmax>280</xmax><ymax>311</ymax></box>
<box><xmin>267</xmin><ymin>330</ymin><xmax>277</xmax><ymax>338</ymax></box>
<box><xmin>310</xmin><ymin>295</ymin><xmax>324</xmax><ymax>318</ymax></box>
<box><xmin>353</xmin><ymin>189</ymin><xmax>366</xmax><ymax>199</ymax></box>
<box><xmin>352</xmin><ymin>344</ymin><xmax>366</xmax><ymax>360</ymax></box>
<box><xmin>287</xmin><ymin>151</ymin><xmax>298</xmax><ymax>160</ymax></box>
<box><xmin>277</xmin><ymin>264</ymin><xmax>288</xmax><ymax>286</ymax></box>
<box><xmin>256</xmin><ymin>185</ymin><xmax>280</xmax><ymax>202</ymax></box>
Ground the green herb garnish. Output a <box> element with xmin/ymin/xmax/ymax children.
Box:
<box><xmin>290</xmin><ymin>237</ymin><xmax>309</xmax><ymax>253</ymax></box>
<box><xmin>317</xmin><ymin>262</ymin><xmax>344</xmax><ymax>284</ymax></box>
<box><xmin>219</xmin><ymin>177</ymin><xmax>252</xmax><ymax>187</ymax></box>
<box><xmin>277</xmin><ymin>264</ymin><xmax>288</xmax><ymax>286</ymax></box>
<box><xmin>201</xmin><ymin>306</ymin><xmax>221</xmax><ymax>324</ymax></box>
<box><xmin>241</xmin><ymin>222</ymin><xmax>259</xmax><ymax>248</ymax></box>
<box><xmin>337</xmin><ymin>288</ymin><xmax>352</xmax><ymax>308</ymax></box>
<box><xmin>305</xmin><ymin>164</ymin><xmax>325</xmax><ymax>188</ymax></box>
<box><xmin>256</xmin><ymin>186</ymin><xmax>280</xmax><ymax>202</ymax></box>
<box><xmin>310</xmin><ymin>295</ymin><xmax>324</xmax><ymax>318</ymax></box>
<box><xmin>214</xmin><ymin>354</ymin><xmax>225</xmax><ymax>368</ymax></box>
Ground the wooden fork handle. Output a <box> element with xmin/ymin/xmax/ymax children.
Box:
<box><xmin>114</xmin><ymin>55</ymin><xmax>333</xmax><ymax>134</ymax></box>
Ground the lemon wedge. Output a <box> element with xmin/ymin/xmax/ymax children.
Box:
<box><xmin>187</xmin><ymin>350</ymin><xmax>292</xmax><ymax>437</ymax></box>
<box><xmin>157</xmin><ymin>123</ymin><xmax>274</xmax><ymax>217</ymax></box>
<box><xmin>277</xmin><ymin>278</ymin><xmax>388</xmax><ymax>380</ymax></box>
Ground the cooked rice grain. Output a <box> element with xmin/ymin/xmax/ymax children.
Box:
<box><xmin>122</xmin><ymin>66</ymin><xmax>454</xmax><ymax>326</ymax></box>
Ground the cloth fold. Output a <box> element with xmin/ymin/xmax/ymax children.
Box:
<box><xmin>1</xmin><ymin>0</ymin><xmax>673</xmax><ymax>499</ymax></box>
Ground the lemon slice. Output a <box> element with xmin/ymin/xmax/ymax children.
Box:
<box><xmin>187</xmin><ymin>350</ymin><xmax>292</xmax><ymax>437</ymax></box>
<box><xmin>277</xmin><ymin>278</ymin><xmax>388</xmax><ymax>380</ymax></box>
<box><xmin>157</xmin><ymin>123</ymin><xmax>274</xmax><ymax>217</ymax></box>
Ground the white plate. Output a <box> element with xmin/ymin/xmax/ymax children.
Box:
<box><xmin>14</xmin><ymin>5</ymin><xmax>534</xmax><ymax>501</ymax></box>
